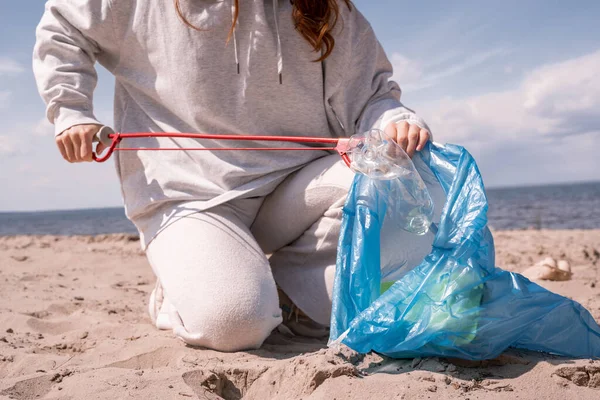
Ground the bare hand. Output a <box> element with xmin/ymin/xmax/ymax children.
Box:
<box><xmin>384</xmin><ymin>121</ymin><xmax>430</xmax><ymax>158</ymax></box>
<box><xmin>56</xmin><ymin>124</ymin><xmax>104</xmax><ymax>163</ymax></box>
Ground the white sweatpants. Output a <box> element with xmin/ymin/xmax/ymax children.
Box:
<box><xmin>145</xmin><ymin>155</ymin><xmax>355</xmax><ymax>351</ymax></box>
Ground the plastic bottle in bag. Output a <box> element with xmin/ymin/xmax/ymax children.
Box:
<box><xmin>347</xmin><ymin>129</ymin><xmax>434</xmax><ymax>235</ymax></box>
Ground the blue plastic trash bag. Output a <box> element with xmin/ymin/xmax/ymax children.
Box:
<box><xmin>330</xmin><ymin>141</ymin><xmax>600</xmax><ymax>360</ymax></box>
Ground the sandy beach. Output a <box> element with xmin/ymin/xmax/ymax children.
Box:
<box><xmin>1</xmin><ymin>229</ymin><xmax>599</xmax><ymax>400</ymax></box>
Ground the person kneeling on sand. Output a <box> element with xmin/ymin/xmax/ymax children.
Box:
<box><xmin>33</xmin><ymin>0</ymin><xmax>431</xmax><ymax>351</ymax></box>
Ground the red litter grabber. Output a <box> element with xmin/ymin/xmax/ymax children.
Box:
<box><xmin>92</xmin><ymin>126</ymin><xmax>354</xmax><ymax>166</ymax></box>
<box><xmin>93</xmin><ymin>126</ymin><xmax>420</xmax><ymax>181</ymax></box>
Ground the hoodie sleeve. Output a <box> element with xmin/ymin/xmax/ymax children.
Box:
<box><xmin>323</xmin><ymin>6</ymin><xmax>430</xmax><ymax>138</ymax></box>
<box><xmin>33</xmin><ymin>0</ymin><xmax>119</xmax><ymax>136</ymax></box>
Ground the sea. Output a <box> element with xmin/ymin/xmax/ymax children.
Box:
<box><xmin>1</xmin><ymin>181</ymin><xmax>599</xmax><ymax>236</ymax></box>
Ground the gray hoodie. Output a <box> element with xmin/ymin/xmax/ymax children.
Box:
<box><xmin>33</xmin><ymin>0</ymin><xmax>429</xmax><ymax>248</ymax></box>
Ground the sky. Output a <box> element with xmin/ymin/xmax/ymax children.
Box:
<box><xmin>0</xmin><ymin>0</ymin><xmax>599</xmax><ymax>212</ymax></box>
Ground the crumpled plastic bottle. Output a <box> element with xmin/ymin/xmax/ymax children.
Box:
<box><xmin>347</xmin><ymin>129</ymin><xmax>434</xmax><ymax>235</ymax></box>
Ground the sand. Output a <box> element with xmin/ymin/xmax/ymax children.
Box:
<box><xmin>1</xmin><ymin>230</ymin><xmax>599</xmax><ymax>400</ymax></box>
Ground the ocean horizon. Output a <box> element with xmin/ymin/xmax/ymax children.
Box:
<box><xmin>1</xmin><ymin>181</ymin><xmax>599</xmax><ymax>236</ymax></box>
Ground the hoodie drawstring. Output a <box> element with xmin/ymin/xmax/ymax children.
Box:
<box><xmin>230</xmin><ymin>1</ymin><xmax>240</xmax><ymax>75</ymax></box>
<box><xmin>230</xmin><ymin>0</ymin><xmax>283</xmax><ymax>84</ymax></box>
<box><xmin>273</xmin><ymin>0</ymin><xmax>283</xmax><ymax>84</ymax></box>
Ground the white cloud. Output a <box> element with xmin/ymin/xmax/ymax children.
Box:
<box><xmin>2</xmin><ymin>119</ymin><xmax>51</xmax><ymax>156</ymax></box>
<box><xmin>391</xmin><ymin>48</ymin><xmax>507</xmax><ymax>91</ymax></box>
<box><xmin>32</xmin><ymin>117</ymin><xmax>54</xmax><ymax>136</ymax></box>
<box><xmin>390</xmin><ymin>53</ymin><xmax>423</xmax><ymax>85</ymax></box>
<box><xmin>521</xmin><ymin>50</ymin><xmax>600</xmax><ymax>136</ymax></box>
<box><xmin>411</xmin><ymin>49</ymin><xmax>600</xmax><ymax>187</ymax></box>
<box><xmin>420</xmin><ymin>49</ymin><xmax>600</xmax><ymax>146</ymax></box>
<box><xmin>0</xmin><ymin>90</ymin><xmax>10</xmax><ymax>108</ymax></box>
<box><xmin>0</xmin><ymin>135</ymin><xmax>18</xmax><ymax>156</ymax></box>
<box><xmin>0</xmin><ymin>57</ymin><xmax>25</xmax><ymax>75</ymax></box>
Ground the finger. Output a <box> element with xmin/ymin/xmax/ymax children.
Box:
<box><xmin>395</xmin><ymin>121</ymin><xmax>409</xmax><ymax>151</ymax></box>
<box><xmin>406</xmin><ymin>124</ymin><xmax>421</xmax><ymax>158</ymax></box>
<box><xmin>95</xmin><ymin>141</ymin><xmax>106</xmax><ymax>156</ymax></box>
<box><xmin>416</xmin><ymin>129</ymin><xmax>430</xmax><ymax>151</ymax></box>
<box><xmin>62</xmin><ymin>136</ymin><xmax>77</xmax><ymax>162</ymax></box>
<box><xmin>383</xmin><ymin>121</ymin><xmax>397</xmax><ymax>141</ymax></box>
<box><xmin>71</xmin><ymin>132</ymin><xmax>83</xmax><ymax>162</ymax></box>
<box><xmin>80</xmin><ymin>130</ymin><xmax>93</xmax><ymax>162</ymax></box>
<box><xmin>56</xmin><ymin>137</ymin><xmax>69</xmax><ymax>161</ymax></box>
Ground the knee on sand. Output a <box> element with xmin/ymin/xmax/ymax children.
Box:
<box><xmin>168</xmin><ymin>285</ymin><xmax>283</xmax><ymax>352</ymax></box>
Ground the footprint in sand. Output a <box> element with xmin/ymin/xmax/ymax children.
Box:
<box><xmin>553</xmin><ymin>365</ymin><xmax>600</xmax><ymax>388</ymax></box>
<box><xmin>24</xmin><ymin>303</ymin><xmax>93</xmax><ymax>343</ymax></box>
<box><xmin>182</xmin><ymin>369</ymin><xmax>259</xmax><ymax>400</ymax></box>
<box><xmin>26</xmin><ymin>317</ymin><xmax>90</xmax><ymax>336</ymax></box>
<box><xmin>0</xmin><ymin>374</ymin><xmax>55</xmax><ymax>400</ymax></box>
<box><xmin>108</xmin><ymin>347</ymin><xmax>181</xmax><ymax>370</ymax></box>
<box><xmin>23</xmin><ymin>302</ymin><xmax>81</xmax><ymax>320</ymax></box>
<box><xmin>182</xmin><ymin>353</ymin><xmax>358</xmax><ymax>400</ymax></box>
